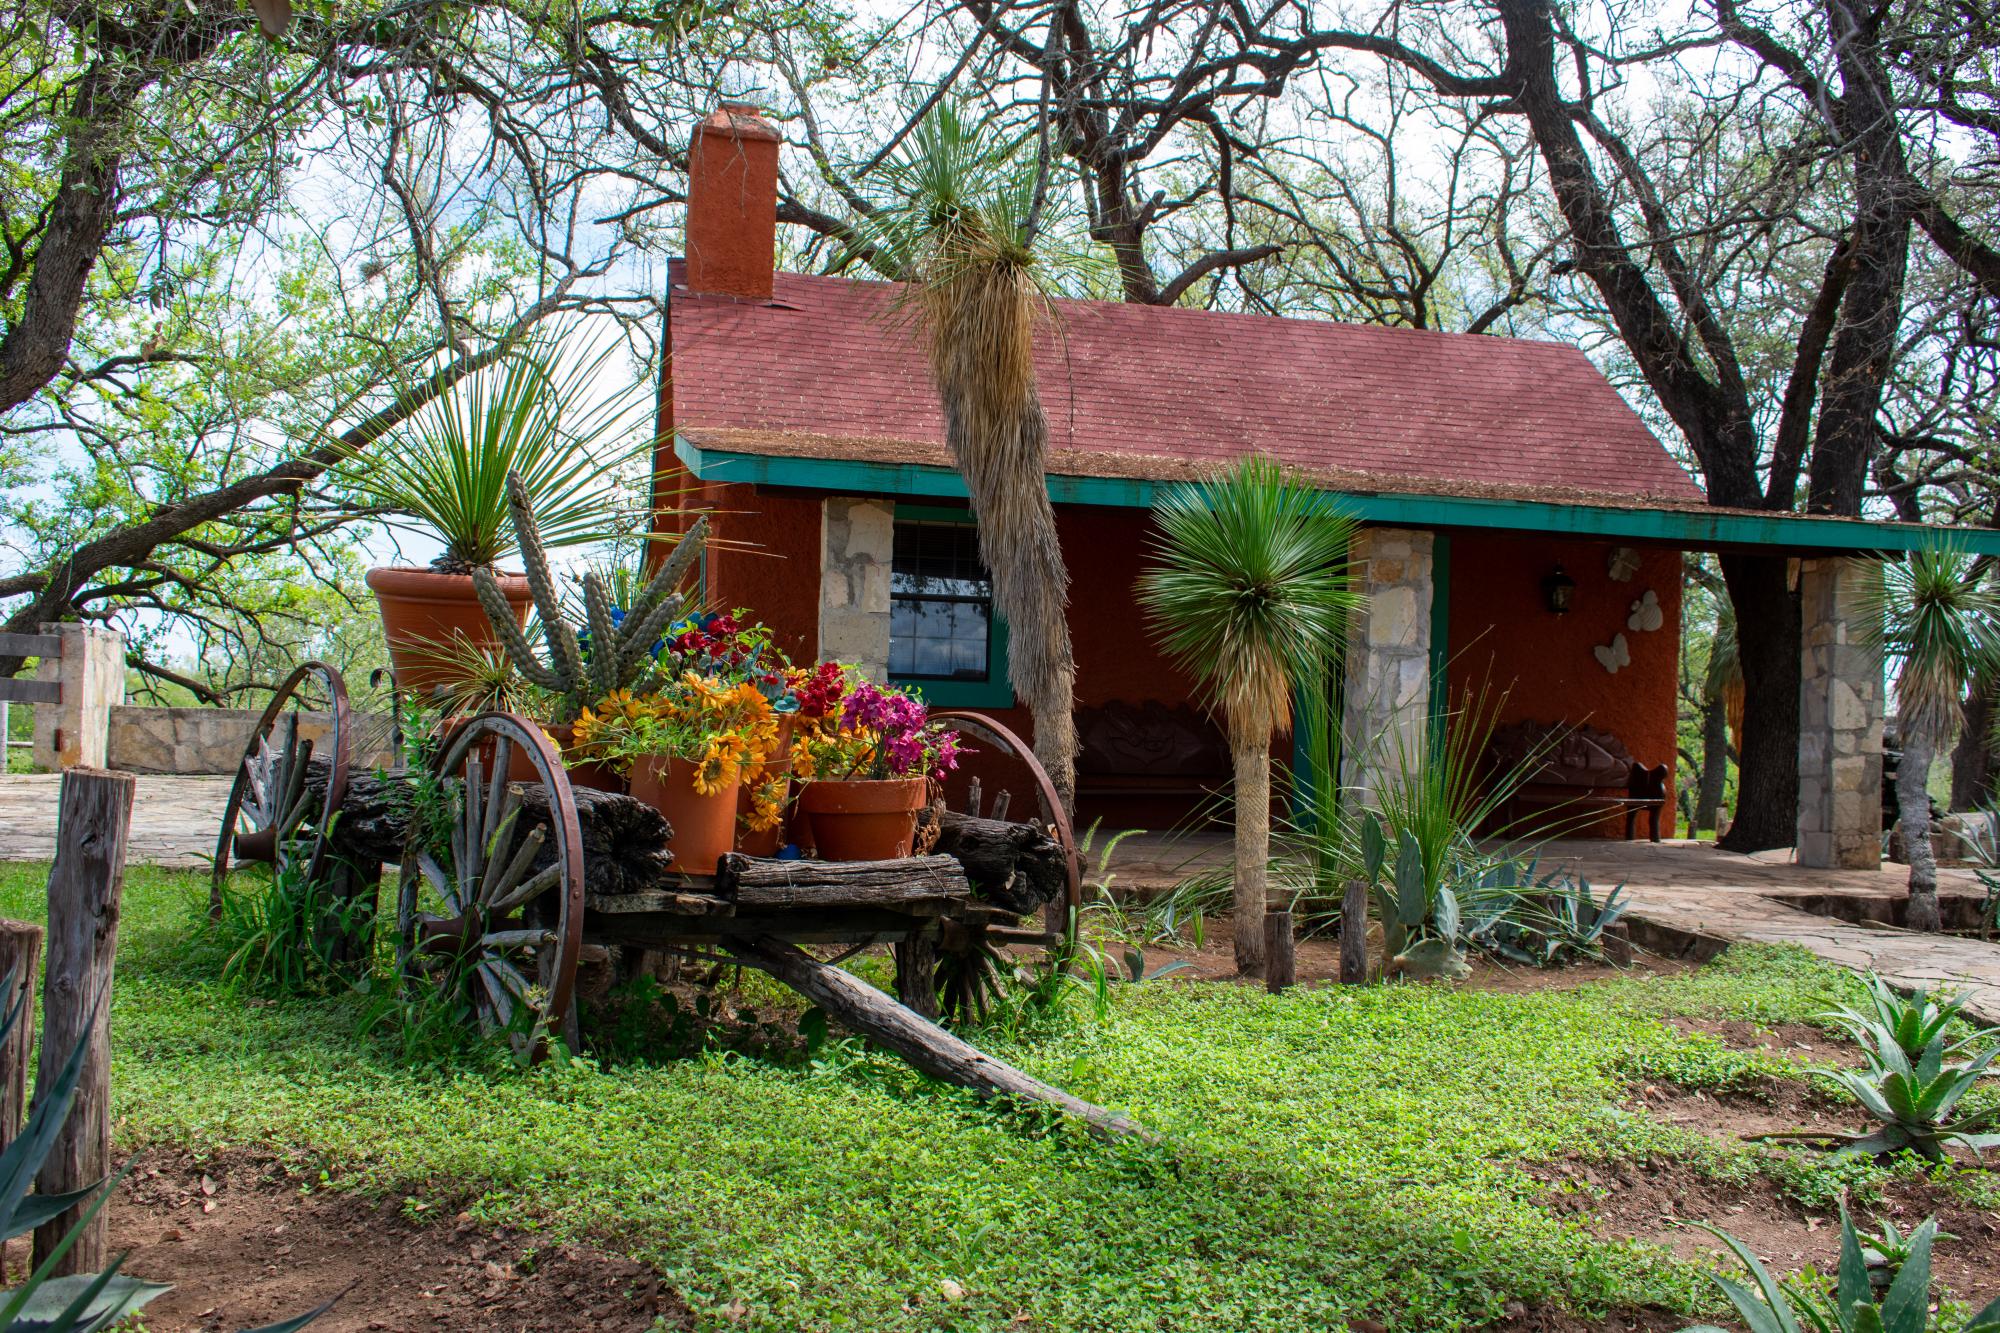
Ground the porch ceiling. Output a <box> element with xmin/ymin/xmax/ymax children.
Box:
<box><xmin>675</xmin><ymin>430</ymin><xmax>2000</xmax><ymax>557</ymax></box>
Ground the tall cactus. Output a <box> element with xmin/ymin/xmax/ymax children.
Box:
<box><xmin>474</xmin><ymin>471</ymin><xmax>708</xmax><ymax>722</ymax></box>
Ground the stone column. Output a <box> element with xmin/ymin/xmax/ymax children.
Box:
<box><xmin>1796</xmin><ymin>557</ymin><xmax>1884</xmax><ymax>869</ymax></box>
<box><xmin>1341</xmin><ymin>528</ymin><xmax>1433</xmax><ymax>805</ymax></box>
<box><xmin>31</xmin><ymin>624</ymin><xmax>125</xmax><ymax>772</ymax></box>
<box><xmin>818</xmin><ymin>497</ymin><xmax>895</xmax><ymax>680</ymax></box>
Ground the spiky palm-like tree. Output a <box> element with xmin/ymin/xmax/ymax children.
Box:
<box><xmin>866</xmin><ymin>102</ymin><xmax>1087</xmax><ymax>808</ymax></box>
<box><xmin>1876</xmin><ymin>544</ymin><xmax>2000</xmax><ymax>932</ymax></box>
<box><xmin>1137</xmin><ymin>456</ymin><xmax>1361</xmax><ymax>974</ymax></box>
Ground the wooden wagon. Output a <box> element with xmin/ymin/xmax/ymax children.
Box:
<box><xmin>208</xmin><ymin>663</ymin><xmax>1139</xmax><ymax>1135</ymax></box>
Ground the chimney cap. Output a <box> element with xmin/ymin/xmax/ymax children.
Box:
<box><xmin>698</xmin><ymin>101</ymin><xmax>781</xmax><ymax>144</ymax></box>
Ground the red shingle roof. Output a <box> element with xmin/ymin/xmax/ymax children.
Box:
<box><xmin>668</xmin><ymin>267</ymin><xmax>1705</xmax><ymax>505</ymax></box>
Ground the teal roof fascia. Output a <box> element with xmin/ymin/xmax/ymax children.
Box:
<box><xmin>674</xmin><ymin>434</ymin><xmax>2000</xmax><ymax>556</ymax></box>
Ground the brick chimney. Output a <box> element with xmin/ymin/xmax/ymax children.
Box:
<box><xmin>684</xmin><ymin>102</ymin><xmax>781</xmax><ymax>301</ymax></box>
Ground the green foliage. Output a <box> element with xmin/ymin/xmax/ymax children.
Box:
<box><xmin>472</xmin><ymin>472</ymin><xmax>706</xmax><ymax>724</ymax></box>
<box><xmin>1870</xmin><ymin>543</ymin><xmax>2000</xmax><ymax>744</ymax></box>
<box><xmin>1680</xmin><ymin>1206</ymin><xmax>2000</xmax><ymax>1333</ymax></box>
<box><xmin>1807</xmin><ymin>976</ymin><xmax>2000</xmax><ymax>1161</ymax></box>
<box><xmin>1136</xmin><ymin>454</ymin><xmax>1360</xmax><ymax>734</ymax></box>
<box><xmin>343</xmin><ymin>341</ymin><xmax>650</xmax><ymax>572</ymax></box>
<box><xmin>208</xmin><ymin>855</ymin><xmax>371</xmax><ymax>998</ymax></box>
<box><xmin>6</xmin><ymin>865</ymin><xmax>1977</xmax><ymax>1332</ymax></box>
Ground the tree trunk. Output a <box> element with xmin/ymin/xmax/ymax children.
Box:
<box><xmin>1695</xmin><ymin>693</ymin><xmax>1730</xmax><ymax>834</ymax></box>
<box><xmin>1949</xmin><ymin>671</ymin><xmax>1996</xmax><ymax>811</ymax></box>
<box><xmin>1230</xmin><ymin>725</ymin><xmax>1270</xmax><ymax>975</ymax></box>
<box><xmin>1899</xmin><ymin>729</ymin><xmax>1942</xmax><ymax>932</ymax></box>
<box><xmin>1718</xmin><ymin>553</ymin><xmax>1801</xmax><ymax>852</ymax></box>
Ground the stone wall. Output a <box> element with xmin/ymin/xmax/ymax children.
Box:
<box><xmin>106</xmin><ymin>706</ymin><xmax>398</xmax><ymax>775</ymax></box>
<box><xmin>1796</xmin><ymin>556</ymin><xmax>1885</xmax><ymax>870</ymax></box>
<box><xmin>1341</xmin><ymin>527</ymin><xmax>1434</xmax><ymax>804</ymax></box>
<box><xmin>817</xmin><ymin>497</ymin><xmax>894</xmax><ymax>679</ymax></box>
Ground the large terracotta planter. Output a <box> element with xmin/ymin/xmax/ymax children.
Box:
<box><xmin>367</xmin><ymin>566</ymin><xmax>530</xmax><ymax>699</ymax></box>
<box><xmin>735</xmin><ymin>714</ymin><xmax>797</xmax><ymax>857</ymax></box>
<box><xmin>631</xmin><ymin>753</ymin><xmax>741</xmax><ymax>877</ymax></box>
<box><xmin>795</xmin><ymin>776</ymin><xmax>927</xmax><ymax>861</ymax></box>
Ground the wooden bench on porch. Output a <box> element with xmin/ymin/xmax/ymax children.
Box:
<box><xmin>1075</xmin><ymin>701</ymin><xmax>1232</xmax><ymax>802</ymax></box>
<box><xmin>1487</xmin><ymin>720</ymin><xmax>1670</xmax><ymax>841</ymax></box>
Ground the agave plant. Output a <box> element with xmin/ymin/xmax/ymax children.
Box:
<box><xmin>1681</xmin><ymin>1206</ymin><xmax>2000</xmax><ymax>1333</ymax></box>
<box><xmin>1764</xmin><ymin>975</ymin><xmax>2000</xmax><ymax>1161</ymax></box>
<box><xmin>0</xmin><ymin>969</ymin><xmax>329</xmax><ymax>1330</ymax></box>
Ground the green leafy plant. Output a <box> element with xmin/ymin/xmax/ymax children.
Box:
<box><xmin>1765</xmin><ymin>975</ymin><xmax>2000</xmax><ymax>1161</ymax></box>
<box><xmin>474</xmin><ymin>472</ymin><xmax>708</xmax><ymax>725</ymax></box>
<box><xmin>209</xmin><ymin>847</ymin><xmax>372</xmax><ymax>998</ymax></box>
<box><xmin>346</xmin><ymin>341</ymin><xmax>651</xmax><ymax>573</ymax></box>
<box><xmin>1680</xmin><ymin>1206</ymin><xmax>2000</xmax><ymax>1333</ymax></box>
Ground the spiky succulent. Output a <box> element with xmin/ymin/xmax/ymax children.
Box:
<box><xmin>473</xmin><ymin>472</ymin><xmax>707</xmax><ymax>723</ymax></box>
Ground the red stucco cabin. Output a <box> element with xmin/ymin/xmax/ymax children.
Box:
<box><xmin>650</xmin><ymin>103</ymin><xmax>1943</xmax><ymax>864</ymax></box>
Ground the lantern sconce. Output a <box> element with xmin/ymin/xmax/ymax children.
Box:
<box><xmin>1541</xmin><ymin>566</ymin><xmax>1576</xmax><ymax>615</ymax></box>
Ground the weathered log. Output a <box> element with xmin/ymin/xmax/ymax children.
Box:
<box><xmin>714</xmin><ymin>853</ymin><xmax>970</xmax><ymax>909</ymax></box>
<box><xmin>1339</xmin><ymin>880</ymin><xmax>1368</xmax><ymax>985</ymax></box>
<box><xmin>35</xmin><ymin>769</ymin><xmax>133</xmax><ymax>1276</ymax></box>
<box><xmin>930</xmin><ymin>809</ymin><xmax>1066</xmax><ymax>913</ymax></box>
<box><xmin>1264</xmin><ymin>908</ymin><xmax>1295</xmax><ymax>994</ymax></box>
<box><xmin>0</xmin><ymin>919</ymin><xmax>43</xmax><ymax>1145</ymax></box>
<box><xmin>726</xmin><ymin>934</ymin><xmax>1151</xmax><ymax>1141</ymax></box>
<box><xmin>306</xmin><ymin>762</ymin><xmax>673</xmax><ymax>897</ymax></box>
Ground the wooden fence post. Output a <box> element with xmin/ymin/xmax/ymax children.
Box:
<box><xmin>0</xmin><ymin>920</ymin><xmax>45</xmax><ymax>1145</ymax></box>
<box><xmin>1339</xmin><ymin>880</ymin><xmax>1369</xmax><ymax>985</ymax></box>
<box><xmin>32</xmin><ymin>768</ymin><xmax>134</xmax><ymax>1276</ymax></box>
<box><xmin>1263</xmin><ymin>908</ymin><xmax>1295</xmax><ymax>994</ymax></box>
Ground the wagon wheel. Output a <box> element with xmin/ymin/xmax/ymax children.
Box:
<box><xmin>209</xmin><ymin>660</ymin><xmax>351</xmax><ymax>919</ymax></box>
<box><xmin>923</xmin><ymin>709</ymin><xmax>1082</xmax><ymax>1021</ymax></box>
<box><xmin>396</xmin><ymin>712</ymin><xmax>584</xmax><ymax>1061</ymax></box>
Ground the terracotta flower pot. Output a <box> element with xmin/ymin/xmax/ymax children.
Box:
<box><xmin>735</xmin><ymin>714</ymin><xmax>797</xmax><ymax>857</ymax></box>
<box><xmin>795</xmin><ymin>776</ymin><xmax>927</xmax><ymax>861</ymax></box>
<box><xmin>630</xmin><ymin>753</ymin><xmax>740</xmax><ymax>877</ymax></box>
<box><xmin>367</xmin><ymin>566</ymin><xmax>530</xmax><ymax>699</ymax></box>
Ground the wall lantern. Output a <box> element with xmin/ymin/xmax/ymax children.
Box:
<box><xmin>1541</xmin><ymin>566</ymin><xmax>1576</xmax><ymax>615</ymax></box>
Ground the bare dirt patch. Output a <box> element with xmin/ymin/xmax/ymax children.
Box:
<box><xmin>1541</xmin><ymin>1152</ymin><xmax>2000</xmax><ymax>1307</ymax></box>
<box><xmin>94</xmin><ymin>1149</ymin><xmax>688</xmax><ymax>1333</ymax></box>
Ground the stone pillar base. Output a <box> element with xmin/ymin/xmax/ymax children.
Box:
<box><xmin>1795</xmin><ymin>557</ymin><xmax>1884</xmax><ymax>870</ymax></box>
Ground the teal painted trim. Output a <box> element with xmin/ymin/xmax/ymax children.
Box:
<box><xmin>1428</xmin><ymin>532</ymin><xmax>1451</xmax><ymax>719</ymax></box>
<box><xmin>886</xmin><ymin>503</ymin><xmax>1016</xmax><ymax>709</ymax></box>
<box><xmin>676</xmin><ymin>435</ymin><xmax>2000</xmax><ymax>556</ymax></box>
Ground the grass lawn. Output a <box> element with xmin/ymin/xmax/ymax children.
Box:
<box><xmin>0</xmin><ymin>861</ymin><xmax>1978</xmax><ymax>1332</ymax></box>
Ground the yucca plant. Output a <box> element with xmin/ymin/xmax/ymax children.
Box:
<box><xmin>1681</xmin><ymin>1205</ymin><xmax>2000</xmax><ymax>1333</ymax></box>
<box><xmin>1138</xmin><ymin>455</ymin><xmax>1361</xmax><ymax>975</ymax></box>
<box><xmin>1869</xmin><ymin>544</ymin><xmax>2000</xmax><ymax>932</ymax></box>
<box><xmin>346</xmin><ymin>338</ymin><xmax>649</xmax><ymax>572</ymax></box>
<box><xmin>863</xmin><ymin>99</ymin><xmax>1100</xmax><ymax>810</ymax></box>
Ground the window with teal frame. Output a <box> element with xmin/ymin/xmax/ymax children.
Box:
<box><xmin>888</xmin><ymin>504</ymin><xmax>1015</xmax><ymax>708</ymax></box>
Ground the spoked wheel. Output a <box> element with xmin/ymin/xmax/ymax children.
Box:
<box><xmin>210</xmin><ymin>660</ymin><xmax>352</xmax><ymax>918</ymax></box>
<box><xmin>923</xmin><ymin>709</ymin><xmax>1083</xmax><ymax>1021</ymax></box>
<box><xmin>396</xmin><ymin>712</ymin><xmax>584</xmax><ymax>1061</ymax></box>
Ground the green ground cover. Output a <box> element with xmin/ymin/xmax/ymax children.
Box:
<box><xmin>0</xmin><ymin>862</ymin><xmax>1933</xmax><ymax>1332</ymax></box>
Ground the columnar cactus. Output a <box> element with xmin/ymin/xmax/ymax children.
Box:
<box><xmin>474</xmin><ymin>471</ymin><xmax>708</xmax><ymax>722</ymax></box>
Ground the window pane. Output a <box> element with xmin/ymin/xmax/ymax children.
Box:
<box><xmin>888</xmin><ymin>518</ymin><xmax>994</xmax><ymax>682</ymax></box>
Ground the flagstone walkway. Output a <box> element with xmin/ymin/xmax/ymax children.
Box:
<box><xmin>2</xmin><ymin>775</ymin><xmax>1996</xmax><ymax>1021</ymax></box>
